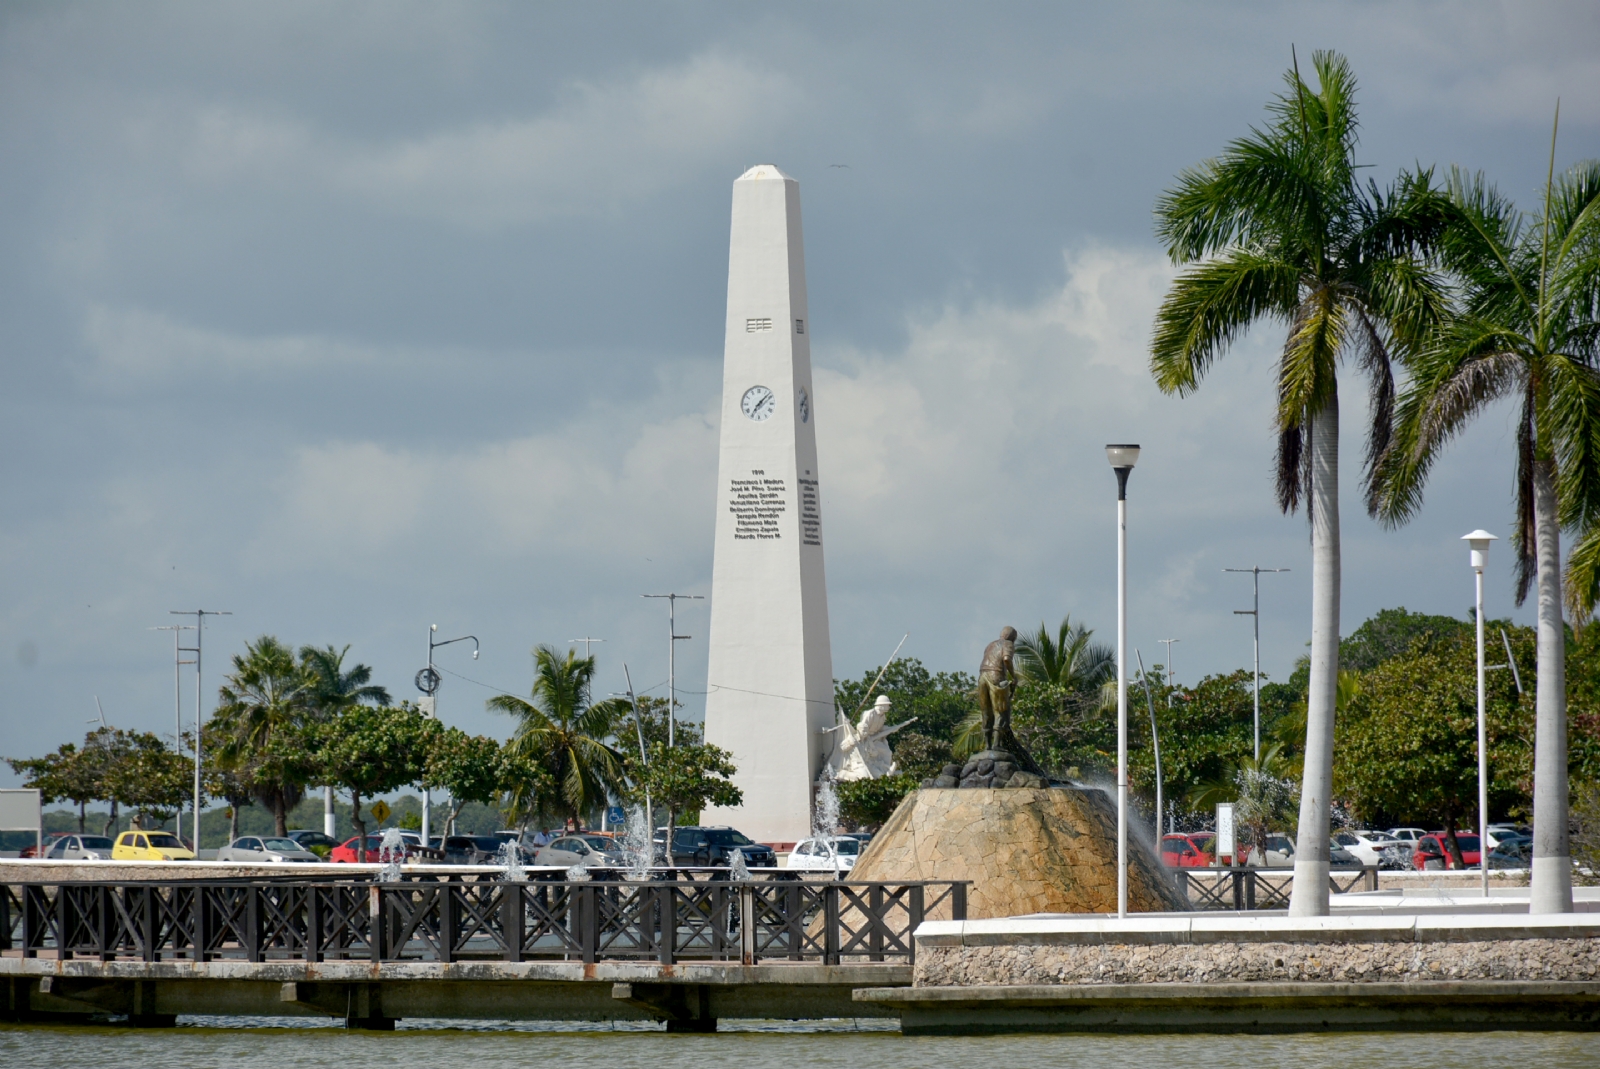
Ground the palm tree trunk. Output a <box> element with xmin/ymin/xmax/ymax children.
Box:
<box><xmin>1531</xmin><ymin>457</ymin><xmax>1573</xmax><ymax>912</ymax></box>
<box><xmin>1289</xmin><ymin>396</ymin><xmax>1340</xmax><ymax>916</ymax></box>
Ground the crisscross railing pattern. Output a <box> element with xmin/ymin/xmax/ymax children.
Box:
<box><xmin>1172</xmin><ymin>866</ymin><xmax>1381</xmax><ymax>910</ymax></box>
<box><xmin>2</xmin><ymin>875</ymin><xmax>966</xmax><ymax>965</ymax></box>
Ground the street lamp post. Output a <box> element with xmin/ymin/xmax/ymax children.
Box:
<box><xmin>1225</xmin><ymin>567</ymin><xmax>1291</xmax><ymax>761</ymax></box>
<box><xmin>1106</xmin><ymin>443</ymin><xmax>1140</xmax><ymax>919</ymax></box>
<box><xmin>419</xmin><ymin>624</ymin><xmax>479</xmax><ymax>846</ymax></box>
<box><xmin>1464</xmin><ymin>530</ymin><xmax>1497</xmax><ymax>898</ymax></box>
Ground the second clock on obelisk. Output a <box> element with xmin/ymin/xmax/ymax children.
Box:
<box><xmin>701</xmin><ymin>164</ymin><xmax>834</xmax><ymax>845</ymax></box>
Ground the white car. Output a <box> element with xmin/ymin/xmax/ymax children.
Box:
<box><xmin>1248</xmin><ymin>834</ymin><xmax>1361</xmax><ymax>869</ymax></box>
<box><xmin>786</xmin><ymin>836</ymin><xmax>862</xmax><ymax>874</ymax></box>
<box><xmin>1333</xmin><ymin>829</ymin><xmax>1400</xmax><ymax>867</ymax></box>
<box><xmin>1388</xmin><ymin>827</ymin><xmax>1428</xmax><ymax>842</ymax></box>
<box><xmin>216</xmin><ymin>836</ymin><xmax>323</xmax><ymax>863</ymax></box>
<box><xmin>43</xmin><ymin>834</ymin><xmax>115</xmax><ymax>860</ymax></box>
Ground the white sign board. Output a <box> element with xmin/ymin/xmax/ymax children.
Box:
<box><xmin>1215</xmin><ymin>803</ymin><xmax>1236</xmax><ymax>864</ymax></box>
<box><xmin>0</xmin><ymin>788</ymin><xmax>43</xmax><ymax>854</ymax></box>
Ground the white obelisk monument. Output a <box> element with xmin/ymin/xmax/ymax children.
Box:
<box><xmin>702</xmin><ymin>165</ymin><xmax>834</xmax><ymax>844</ymax></box>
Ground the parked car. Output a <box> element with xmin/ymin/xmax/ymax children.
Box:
<box><xmin>286</xmin><ymin>830</ymin><xmax>341</xmax><ymax>852</ymax></box>
<box><xmin>653</xmin><ymin>826</ymin><xmax>777</xmax><ymax>868</ymax></box>
<box><xmin>787</xmin><ymin>836</ymin><xmax>863</xmax><ymax>874</ymax></box>
<box><xmin>1412</xmin><ymin>833</ymin><xmax>1482</xmax><ymax>870</ymax></box>
<box><xmin>329</xmin><ymin>832</ymin><xmax>423</xmax><ymax>863</ymax></box>
<box><xmin>1487</xmin><ymin>835</ymin><xmax>1532</xmax><ymax>869</ymax></box>
<box><xmin>534</xmin><ymin>834</ymin><xmax>627</xmax><ymax>869</ymax></box>
<box><xmin>43</xmin><ymin>834</ymin><xmax>118</xmax><ymax>860</ymax></box>
<box><xmin>111</xmin><ymin>830</ymin><xmax>195</xmax><ymax>861</ymax></box>
<box><xmin>216</xmin><ymin>836</ymin><xmax>323</xmax><ymax>863</ymax></box>
<box><xmin>1388</xmin><ymin>827</ymin><xmax>1428</xmax><ymax>842</ymax></box>
<box><xmin>1484</xmin><ymin>824</ymin><xmax>1531</xmax><ymax>849</ymax></box>
<box><xmin>441</xmin><ymin>835</ymin><xmax>505</xmax><ymax>864</ymax></box>
<box><xmin>1247</xmin><ymin>834</ymin><xmax>1360</xmax><ymax>869</ymax></box>
<box><xmin>1333</xmin><ymin>829</ymin><xmax>1400</xmax><ymax>867</ymax></box>
<box><xmin>1160</xmin><ymin>833</ymin><xmax>1215</xmax><ymax>868</ymax></box>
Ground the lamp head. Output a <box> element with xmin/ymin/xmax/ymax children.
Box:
<box><xmin>1462</xmin><ymin>529</ymin><xmax>1497</xmax><ymax>570</ymax></box>
<box><xmin>430</xmin><ymin>623</ymin><xmax>437</xmax><ymax>632</ymax></box>
<box><xmin>1105</xmin><ymin>444</ymin><xmax>1140</xmax><ymax>470</ymax></box>
<box><xmin>472</xmin><ymin>649</ymin><xmax>479</xmax><ymax>660</ymax></box>
<box><xmin>1105</xmin><ymin>443</ymin><xmax>1140</xmax><ymax>500</ymax></box>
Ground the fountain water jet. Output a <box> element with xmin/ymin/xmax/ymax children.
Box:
<box><xmin>376</xmin><ymin>828</ymin><xmax>405</xmax><ymax>883</ymax></box>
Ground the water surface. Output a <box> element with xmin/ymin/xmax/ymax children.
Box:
<box><xmin>4</xmin><ymin>1018</ymin><xmax>1597</xmax><ymax>1069</ymax></box>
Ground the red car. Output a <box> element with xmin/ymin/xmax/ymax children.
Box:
<box><xmin>1161</xmin><ymin>833</ymin><xmax>1216</xmax><ymax>868</ymax></box>
<box><xmin>330</xmin><ymin>833</ymin><xmax>420</xmax><ymax>864</ymax></box>
<box><xmin>1413</xmin><ymin>833</ymin><xmax>1481</xmax><ymax>870</ymax></box>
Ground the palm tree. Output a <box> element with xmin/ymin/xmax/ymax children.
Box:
<box><xmin>1150</xmin><ymin>51</ymin><xmax>1447</xmax><ymax>915</ymax></box>
<box><xmin>301</xmin><ymin>644</ymin><xmax>391</xmax><ymax>715</ymax></box>
<box><xmin>488</xmin><ymin>645</ymin><xmax>628</xmax><ymax>827</ymax></box>
<box><xmin>1371</xmin><ymin>143</ymin><xmax>1600</xmax><ymax>913</ymax></box>
<box><xmin>212</xmin><ymin>636</ymin><xmax>318</xmax><ymax>836</ymax></box>
<box><xmin>1015</xmin><ymin>616</ymin><xmax>1115</xmax><ymax>691</ymax></box>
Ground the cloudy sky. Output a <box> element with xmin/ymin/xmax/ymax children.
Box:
<box><xmin>3</xmin><ymin>2</ymin><xmax>1598</xmax><ymax>778</ymax></box>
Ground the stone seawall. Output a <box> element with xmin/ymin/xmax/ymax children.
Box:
<box><xmin>913</xmin><ymin>914</ymin><xmax>1600</xmax><ymax>988</ymax></box>
<box><xmin>916</xmin><ymin>938</ymin><xmax>1600</xmax><ymax>986</ymax></box>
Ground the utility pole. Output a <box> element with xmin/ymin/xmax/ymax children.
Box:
<box><xmin>641</xmin><ymin>593</ymin><xmax>703</xmax><ymax>747</ymax></box>
<box><xmin>1158</xmin><ymin>637</ymin><xmax>1179</xmax><ymax>707</ymax></box>
<box><xmin>151</xmin><ymin>625</ymin><xmax>195</xmax><ymax>830</ymax></box>
<box><xmin>569</xmin><ymin>637</ymin><xmax>606</xmax><ymax>658</ymax></box>
<box><xmin>171</xmin><ymin>609</ymin><xmax>231</xmax><ymax>850</ymax></box>
<box><xmin>1224</xmin><ymin>567</ymin><xmax>1289</xmax><ymax>762</ymax></box>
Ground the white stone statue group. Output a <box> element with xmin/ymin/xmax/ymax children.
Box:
<box><xmin>825</xmin><ymin>694</ymin><xmax>916</xmax><ymax>781</ymax></box>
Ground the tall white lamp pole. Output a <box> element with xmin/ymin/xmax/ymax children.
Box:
<box><xmin>1107</xmin><ymin>443</ymin><xmax>1140</xmax><ymax>919</ymax></box>
<box><xmin>1464</xmin><ymin>530</ymin><xmax>1497</xmax><ymax>897</ymax></box>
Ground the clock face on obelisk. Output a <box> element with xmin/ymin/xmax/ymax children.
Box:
<box><xmin>740</xmin><ymin>385</ymin><xmax>776</xmax><ymax>421</ymax></box>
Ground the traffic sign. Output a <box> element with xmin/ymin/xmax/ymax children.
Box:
<box><xmin>369</xmin><ymin>800</ymin><xmax>392</xmax><ymax>825</ymax></box>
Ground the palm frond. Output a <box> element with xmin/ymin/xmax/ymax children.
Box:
<box><xmin>1151</xmin><ymin>251</ymin><xmax>1300</xmax><ymax>395</ymax></box>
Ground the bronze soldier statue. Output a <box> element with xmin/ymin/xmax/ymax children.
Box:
<box><xmin>976</xmin><ymin>626</ymin><xmax>1018</xmax><ymax>752</ymax></box>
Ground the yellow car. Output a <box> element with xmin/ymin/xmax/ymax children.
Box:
<box><xmin>111</xmin><ymin>830</ymin><xmax>195</xmax><ymax>861</ymax></box>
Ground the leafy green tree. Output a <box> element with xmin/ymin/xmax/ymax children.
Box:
<box><xmin>315</xmin><ymin>705</ymin><xmax>435</xmax><ymax>860</ymax></box>
<box><xmin>836</xmin><ymin>773</ymin><xmax>919</xmax><ymax>830</ymax></box>
<box><xmin>624</xmin><ymin>741</ymin><xmax>742</xmax><ymax>848</ymax></box>
<box><xmin>889</xmin><ymin>731</ymin><xmax>952</xmax><ymax>781</ymax></box>
<box><xmin>1130</xmin><ymin>670</ymin><xmax>1256</xmax><ymax>817</ymax></box>
<box><xmin>1340</xmin><ymin>607</ymin><xmax>1471</xmax><ymax>670</ymax></box>
<box><xmin>211</xmin><ymin>636</ymin><xmax>320</xmax><ymax>836</ymax></box>
<box><xmin>1151</xmin><ymin>51</ymin><xmax>1448</xmax><ymax>912</ymax></box>
<box><xmin>833</xmin><ymin>658</ymin><xmax>978</xmax><ymax>749</ymax></box>
<box><xmin>1335</xmin><ymin>630</ymin><xmax>1533</xmax><ymax>864</ymax></box>
<box><xmin>1371</xmin><ymin>156</ymin><xmax>1600</xmax><ymax>909</ymax></box>
<box><xmin>422</xmin><ymin>728</ymin><xmax>550</xmax><ymax>836</ymax></box>
<box><xmin>489</xmin><ymin>645</ymin><xmax>628</xmax><ymax>827</ymax></box>
<box><xmin>7</xmin><ymin>741</ymin><xmax>100</xmax><ymax>833</ymax></box>
<box><xmin>619</xmin><ymin>695</ymin><xmax>701</xmax><ymax>757</ymax></box>
<box><xmin>101</xmin><ymin>731</ymin><xmax>191</xmax><ymax>830</ymax></box>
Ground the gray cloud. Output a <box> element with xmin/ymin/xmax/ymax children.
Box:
<box><xmin>1</xmin><ymin>1</ymin><xmax>1594</xmax><ymax>774</ymax></box>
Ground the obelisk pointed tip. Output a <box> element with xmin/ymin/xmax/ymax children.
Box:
<box><xmin>735</xmin><ymin>163</ymin><xmax>795</xmax><ymax>183</ymax></box>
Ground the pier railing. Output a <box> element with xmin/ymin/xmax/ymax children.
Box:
<box><xmin>0</xmin><ymin>874</ymin><xmax>967</xmax><ymax>966</ymax></box>
<box><xmin>1173</xmin><ymin>866</ymin><xmax>1380</xmax><ymax>910</ymax></box>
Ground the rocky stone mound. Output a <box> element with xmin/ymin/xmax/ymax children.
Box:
<box><xmin>924</xmin><ymin>748</ymin><xmax>1048</xmax><ymax>789</ymax></box>
<box><xmin>849</xmin><ymin>786</ymin><xmax>1188</xmax><ymax>917</ymax></box>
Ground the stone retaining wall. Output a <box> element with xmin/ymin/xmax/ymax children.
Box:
<box><xmin>916</xmin><ymin>937</ymin><xmax>1600</xmax><ymax>986</ymax></box>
